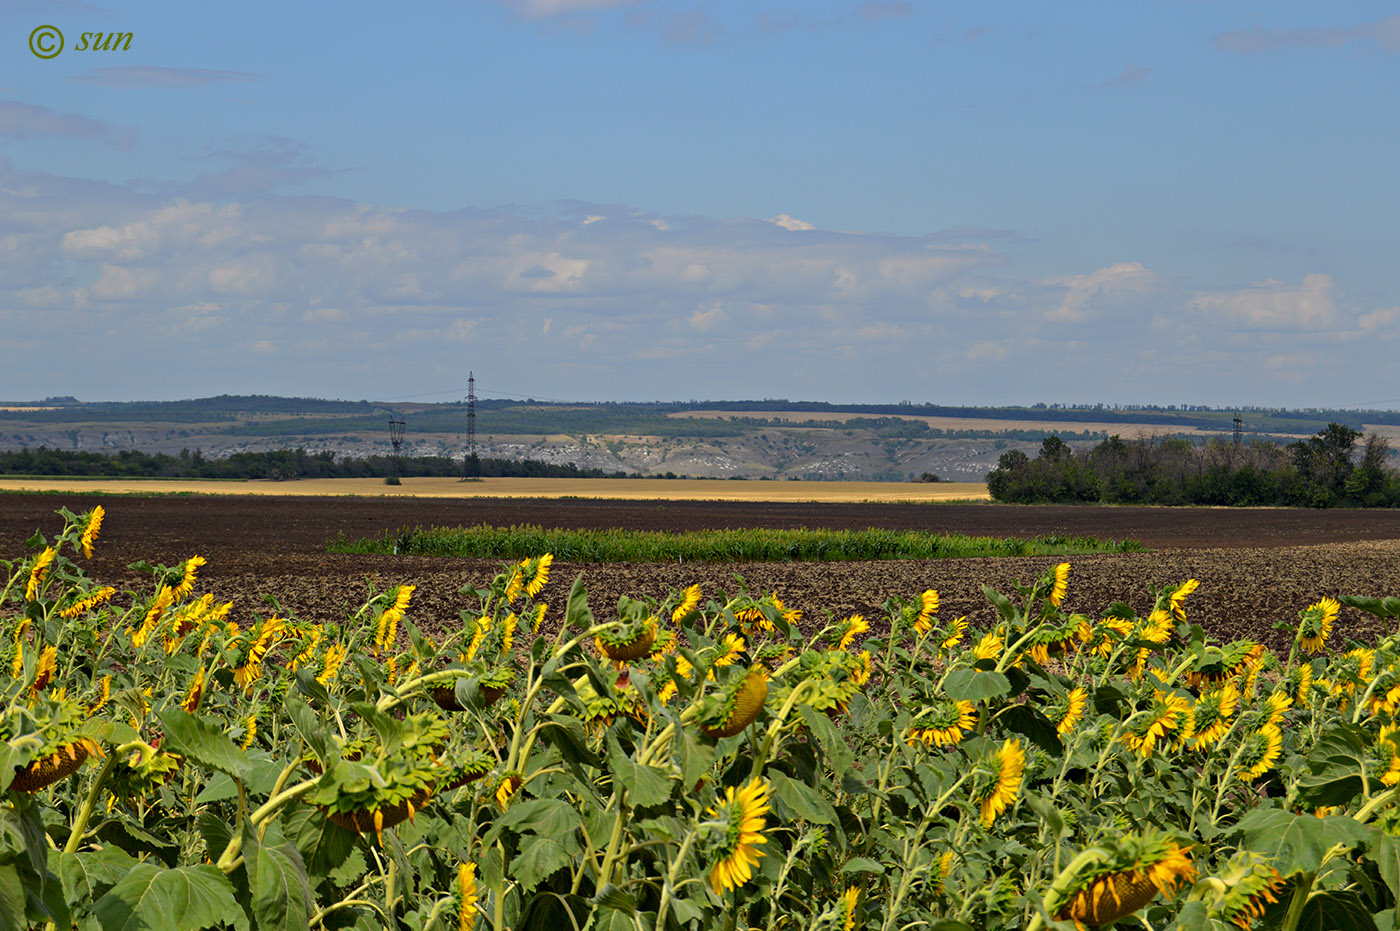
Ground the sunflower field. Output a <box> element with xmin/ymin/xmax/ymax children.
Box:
<box><xmin>6</xmin><ymin>507</ymin><xmax>1400</xmax><ymax>930</ymax></box>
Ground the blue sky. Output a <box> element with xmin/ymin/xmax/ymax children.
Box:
<box><xmin>2</xmin><ymin>0</ymin><xmax>1398</xmax><ymax>407</ymax></box>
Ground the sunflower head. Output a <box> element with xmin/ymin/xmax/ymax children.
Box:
<box><xmin>1048</xmin><ymin>562</ymin><xmax>1071</xmax><ymax>607</ymax></box>
<box><xmin>835</xmin><ymin>615</ymin><xmax>870</xmax><ymax>653</ymax></box>
<box><xmin>971</xmin><ymin>738</ymin><xmax>1025</xmax><ymax>827</ymax></box>
<box><xmin>1051</xmin><ymin>831</ymin><xmax>1195</xmax><ymax>931</ymax></box>
<box><xmin>1298</xmin><ymin>597</ymin><xmax>1340</xmax><ymax>655</ymax></box>
<box><xmin>1186</xmin><ymin>850</ymin><xmax>1284</xmax><ymax>929</ymax></box>
<box><xmin>906</xmin><ymin>699</ymin><xmax>978</xmax><ymax>749</ymax></box>
<box><xmin>1121</xmin><ymin>690</ymin><xmax>1191</xmax><ymax>758</ymax></box>
<box><xmin>706</xmin><ymin>778</ymin><xmax>771</xmax><ymax>895</ymax></box>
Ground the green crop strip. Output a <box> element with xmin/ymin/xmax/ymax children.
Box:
<box><xmin>329</xmin><ymin>523</ymin><xmax>1142</xmax><ymax>561</ymax></box>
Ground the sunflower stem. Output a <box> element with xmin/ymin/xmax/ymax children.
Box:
<box><xmin>1280</xmin><ymin>871</ymin><xmax>1315</xmax><ymax>931</ymax></box>
<box><xmin>62</xmin><ymin>749</ymin><xmax>119</xmax><ymax>854</ymax></box>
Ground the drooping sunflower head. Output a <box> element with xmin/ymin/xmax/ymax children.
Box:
<box><xmin>971</xmin><ymin>738</ymin><xmax>1025</xmax><ymax>827</ymax></box>
<box><xmin>1168</xmin><ymin>578</ymin><xmax>1200</xmax><ymax>621</ymax></box>
<box><xmin>1120</xmin><ymin>690</ymin><xmax>1192</xmax><ymax>758</ymax></box>
<box><xmin>937</xmin><ymin>616</ymin><xmax>969</xmax><ymax>654</ymax></box>
<box><xmin>1137</xmin><ymin>608</ymin><xmax>1174</xmax><ymax>645</ymax></box>
<box><xmin>699</xmin><ymin>666</ymin><xmax>769</xmax><ymax>739</ymax></box>
<box><xmin>79</xmin><ymin>505</ymin><xmax>105</xmax><ymax>559</ymax></box>
<box><xmin>1185</xmin><ymin>684</ymin><xmax>1239</xmax><ymax>752</ymax></box>
<box><xmin>913</xmin><ymin>589</ymin><xmax>940</xmax><ymax>634</ymax></box>
<box><xmin>25</xmin><ymin>547</ymin><xmax>57</xmax><ymax>602</ymax></box>
<box><xmin>1051</xmin><ymin>831</ymin><xmax>1195</xmax><ymax>931</ymax></box>
<box><xmin>1048</xmin><ymin>562</ymin><xmax>1071</xmax><ymax>607</ymax></box>
<box><xmin>1186</xmin><ymin>850</ymin><xmax>1284</xmax><ymax>930</ymax></box>
<box><xmin>172</xmin><ymin>555</ymin><xmax>207</xmax><ymax>600</ymax></box>
<box><xmin>454</xmin><ymin>863</ymin><xmax>479</xmax><ymax>931</ymax></box>
<box><xmin>1050</xmin><ymin>687</ymin><xmax>1089</xmax><ymax>738</ymax></box>
<box><xmin>973</xmin><ymin>631</ymin><xmax>1004</xmax><ymax>663</ymax></box>
<box><xmin>1298</xmin><ymin>597</ymin><xmax>1340</xmax><ymax>655</ymax></box>
<box><xmin>672</xmin><ymin>584</ymin><xmax>703</xmax><ymax>625</ymax></box>
<box><xmin>835</xmin><ymin>615</ymin><xmax>869</xmax><ymax>652</ymax></box>
<box><xmin>706</xmin><ymin>778</ymin><xmax>772</xmax><ymax>895</ymax></box>
<box><xmin>906</xmin><ymin>699</ymin><xmax>978</xmax><ymax>749</ymax></box>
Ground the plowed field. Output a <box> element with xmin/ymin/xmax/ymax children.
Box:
<box><xmin>5</xmin><ymin>493</ymin><xmax>1400</xmax><ymax>652</ymax></box>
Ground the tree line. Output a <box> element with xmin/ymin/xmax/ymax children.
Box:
<box><xmin>0</xmin><ymin>447</ymin><xmax>631</xmax><ymax>481</ymax></box>
<box><xmin>987</xmin><ymin>423</ymin><xmax>1400</xmax><ymax>507</ymax></box>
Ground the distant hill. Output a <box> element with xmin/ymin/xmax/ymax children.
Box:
<box><xmin>0</xmin><ymin>397</ymin><xmax>1395</xmax><ymax>481</ymax></box>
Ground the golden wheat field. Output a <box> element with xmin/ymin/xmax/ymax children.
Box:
<box><xmin>0</xmin><ymin>476</ymin><xmax>991</xmax><ymax>502</ymax></box>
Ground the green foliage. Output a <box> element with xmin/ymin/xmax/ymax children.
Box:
<box><xmin>12</xmin><ymin>506</ymin><xmax>1400</xmax><ymax>930</ymax></box>
<box><xmin>988</xmin><ymin>424</ymin><xmax>1400</xmax><ymax>507</ymax></box>
<box><xmin>332</xmin><ymin>523</ymin><xmax>1140</xmax><ymax>561</ymax></box>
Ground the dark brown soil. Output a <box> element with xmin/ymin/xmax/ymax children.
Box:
<box><xmin>6</xmin><ymin>492</ymin><xmax>1400</xmax><ymax>652</ymax></box>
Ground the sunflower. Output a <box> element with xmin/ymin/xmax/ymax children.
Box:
<box><xmin>182</xmin><ymin>666</ymin><xmax>208</xmax><ymax>713</ymax></box>
<box><xmin>32</xmin><ymin>646</ymin><xmax>57</xmax><ymax>694</ymax></box>
<box><xmin>972</xmin><ymin>739</ymin><xmax>1025</xmax><ymax>827</ymax></box>
<box><xmin>60</xmin><ymin>586</ymin><xmax>116</xmax><ymax>619</ymax></box>
<box><xmin>906</xmin><ymin>699</ymin><xmax>977</xmax><ymax>748</ymax></box>
<box><xmin>1289</xmin><ymin>662</ymin><xmax>1314</xmax><ymax>704</ymax></box>
<box><xmin>455</xmin><ymin>863</ymin><xmax>479</xmax><ymax>931</ymax></box>
<box><xmin>713</xmin><ymin>632</ymin><xmax>746</xmax><ymax>668</ymax></box>
<box><xmin>87</xmin><ymin>674</ymin><xmax>111</xmax><ymax>714</ymax></box>
<box><xmin>1336</xmin><ymin>648</ymin><xmax>1377</xmax><ymax>696</ymax></box>
<box><xmin>1082</xmin><ymin>617</ymin><xmax>1134</xmax><ymax>658</ymax></box>
<box><xmin>172</xmin><ymin>555</ymin><xmax>206</xmax><ymax>600</ymax></box>
<box><xmin>837</xmin><ymin>616</ymin><xmax>869</xmax><ymax>652</ymax></box>
<box><xmin>1298</xmin><ymin>597</ymin><xmax>1339</xmax><ymax>654</ymax></box>
<box><xmin>1138</xmin><ymin>609</ymin><xmax>1173</xmax><ymax>644</ymax></box>
<box><xmin>231</xmin><ymin>615</ymin><xmax>286</xmax><ymax>686</ymax></box>
<box><xmin>658</xmin><ymin>655</ymin><xmax>693</xmax><ymax>704</ymax></box>
<box><xmin>465</xmin><ymin>615</ymin><xmax>492</xmax><ymax>660</ymax></box>
<box><xmin>1261</xmin><ymin>690</ymin><xmax>1293</xmax><ymax>727</ymax></box>
<box><xmin>1121</xmin><ymin>691</ymin><xmax>1192</xmax><ymax>758</ymax></box>
<box><xmin>973</xmin><ymin>631</ymin><xmax>1003</xmax><ymax>663</ymax></box>
<box><xmin>1052</xmin><ymin>832</ymin><xmax>1194</xmax><ymax>930</ymax></box>
<box><xmin>1049</xmin><ymin>562</ymin><xmax>1071</xmax><ymax>607</ymax></box>
<box><xmin>1168</xmin><ymin>578</ymin><xmax>1199</xmax><ymax>621</ymax></box>
<box><xmin>495</xmin><ymin>773</ymin><xmax>523</xmax><ymax>809</ymax></box>
<box><xmin>78</xmin><ymin>505</ymin><xmax>105</xmax><ymax>558</ymax></box>
<box><xmin>672</xmin><ymin>584</ymin><xmax>703</xmax><ymax>624</ymax></box>
<box><xmin>851</xmin><ymin>650</ymin><xmax>872</xmax><ymax>687</ymax></box>
<box><xmin>835</xmin><ymin>886</ymin><xmax>859</xmax><ymax>931</ymax></box>
<box><xmin>914</xmin><ymin>589</ymin><xmax>940</xmax><ymax>634</ymax></box>
<box><xmin>1187</xmin><ymin>851</ymin><xmax>1284</xmax><ymax>930</ymax></box>
<box><xmin>1052</xmin><ymin>687</ymin><xmax>1089</xmax><ymax>737</ymax></box>
<box><xmin>130</xmin><ymin>586</ymin><xmax>175</xmax><ymax>648</ymax></box>
<box><xmin>317</xmin><ymin>642</ymin><xmax>348</xmax><ymax>685</ymax></box>
<box><xmin>374</xmin><ymin>585</ymin><xmax>415</xmax><ymax>656</ymax></box>
<box><xmin>707</xmin><ymin>778</ymin><xmax>772</xmax><ymax>895</ymax></box>
<box><xmin>1184</xmin><ymin>684</ymin><xmax>1239</xmax><ymax>752</ymax></box>
<box><xmin>289</xmin><ymin>625</ymin><xmax>323</xmax><ymax>671</ymax></box>
<box><xmin>240</xmin><ymin>714</ymin><xmax>258</xmax><ymax>750</ymax></box>
<box><xmin>25</xmin><ymin>547</ymin><xmax>56</xmax><ymax>602</ymax></box>
<box><xmin>526</xmin><ymin>554</ymin><xmax>552</xmax><ymax>598</ymax></box>
<box><xmin>1236</xmin><ymin>724</ymin><xmax>1283</xmax><ymax>781</ymax></box>
<box><xmin>700</xmin><ymin>666</ymin><xmax>769</xmax><ymax>738</ymax></box>
<box><xmin>938</xmin><ymin>616</ymin><xmax>968</xmax><ymax>653</ymax></box>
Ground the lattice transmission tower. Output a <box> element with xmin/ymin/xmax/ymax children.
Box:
<box><xmin>462</xmin><ymin>372</ymin><xmax>481</xmax><ymax>480</ymax></box>
<box><xmin>388</xmin><ymin>416</ymin><xmax>405</xmax><ymax>483</ymax></box>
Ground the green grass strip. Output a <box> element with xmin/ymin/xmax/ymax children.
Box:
<box><xmin>329</xmin><ymin>524</ymin><xmax>1142</xmax><ymax>562</ymax></box>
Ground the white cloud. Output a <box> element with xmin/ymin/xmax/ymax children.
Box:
<box><xmin>770</xmin><ymin>214</ymin><xmax>814</xmax><ymax>231</ymax></box>
<box><xmin>1190</xmin><ymin>274</ymin><xmax>1337</xmax><ymax>330</ymax></box>
<box><xmin>688</xmin><ymin>302</ymin><xmax>726</xmax><ymax>332</ymax></box>
<box><xmin>1043</xmin><ymin>261</ymin><xmax>1159</xmax><ymax>322</ymax></box>
<box><xmin>1358</xmin><ymin>306</ymin><xmax>1400</xmax><ymax>331</ymax></box>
